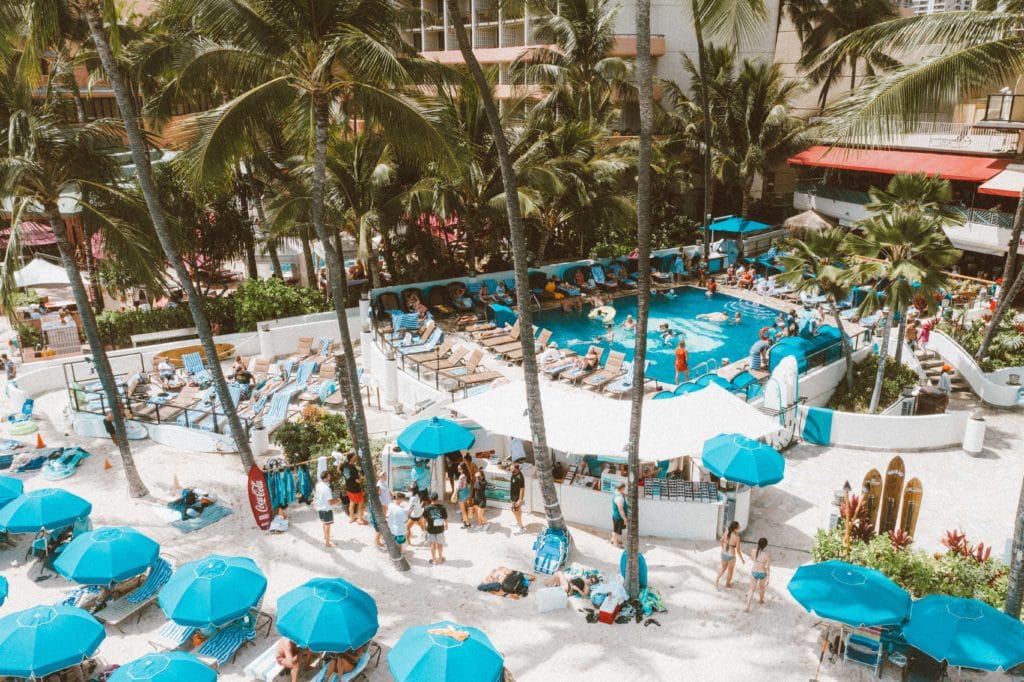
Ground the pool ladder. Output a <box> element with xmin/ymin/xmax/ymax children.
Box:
<box><xmin>689</xmin><ymin>358</ymin><xmax>719</xmax><ymax>380</ymax></box>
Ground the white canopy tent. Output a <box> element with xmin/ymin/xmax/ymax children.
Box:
<box><xmin>449</xmin><ymin>380</ymin><xmax>781</xmax><ymax>462</ymax></box>
<box><xmin>13</xmin><ymin>256</ymin><xmax>77</xmax><ymax>287</ymax></box>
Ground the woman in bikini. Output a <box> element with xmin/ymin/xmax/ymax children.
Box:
<box><xmin>715</xmin><ymin>521</ymin><xmax>744</xmax><ymax>589</ymax></box>
<box><xmin>746</xmin><ymin>537</ymin><xmax>771</xmax><ymax>611</ymax></box>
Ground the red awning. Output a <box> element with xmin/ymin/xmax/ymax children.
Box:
<box><xmin>0</xmin><ymin>222</ymin><xmax>57</xmax><ymax>248</ymax></box>
<box><xmin>788</xmin><ymin>146</ymin><xmax>1009</xmax><ymax>183</ymax></box>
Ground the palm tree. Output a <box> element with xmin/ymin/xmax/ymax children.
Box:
<box><xmin>864</xmin><ymin>173</ymin><xmax>961</xmax><ymax>366</ymax></box>
<box><xmin>624</xmin><ymin>0</ymin><xmax>653</xmax><ymax>600</ymax></box>
<box><xmin>846</xmin><ymin>209</ymin><xmax>959</xmax><ymax>413</ymax></box>
<box><xmin>0</xmin><ymin>71</ymin><xmax>153</xmax><ymax>498</ymax></box>
<box><xmin>1009</xmin><ymin>475</ymin><xmax>1024</xmax><ymax>618</ymax></box>
<box><xmin>685</xmin><ymin>0</ymin><xmax>766</xmax><ymax>258</ymax></box>
<box><xmin>161</xmin><ymin>0</ymin><xmax>460</xmax><ymax>571</ymax></box>
<box><xmin>14</xmin><ymin>0</ymin><xmax>260</xmax><ymax>470</ymax></box>
<box><xmin>787</xmin><ymin>0</ymin><xmax>897</xmax><ymax>110</ymax></box>
<box><xmin>776</xmin><ymin>229</ymin><xmax>856</xmax><ymax>390</ymax></box>
<box><xmin>444</xmin><ymin>0</ymin><xmax>567</xmax><ymax>531</ymax></box>
<box><xmin>513</xmin><ymin>0</ymin><xmax>632</xmax><ymax>127</ymax></box>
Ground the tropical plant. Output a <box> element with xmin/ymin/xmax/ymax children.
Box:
<box><xmin>943</xmin><ymin>316</ymin><xmax>1024</xmax><ymax>372</ymax></box>
<box><xmin>513</xmin><ymin>0</ymin><xmax>632</xmax><ymax>127</ymax></box>
<box><xmin>776</xmin><ymin>228</ymin><xmax>856</xmax><ymax>390</ymax></box>
<box><xmin>0</xmin><ymin>60</ymin><xmax>154</xmax><ymax>497</ymax></box>
<box><xmin>272</xmin><ymin>409</ymin><xmax>353</xmax><ymax>466</ymax></box>
<box><xmin>787</xmin><ymin>0</ymin><xmax>897</xmax><ymax>109</ymax></box>
<box><xmin>444</xmin><ymin>0</ymin><xmax>567</xmax><ymax>532</ymax></box>
<box><xmin>232</xmin><ymin>278</ymin><xmax>330</xmax><ymax>331</ymax></box>
<box><xmin>624</xmin><ymin>0</ymin><xmax>654</xmax><ymax>600</ymax></box>
<box><xmin>846</xmin><ymin>199</ymin><xmax>960</xmax><ymax>412</ymax></box>
<box><xmin>827</xmin><ymin>354</ymin><xmax>921</xmax><ymax>413</ymax></box>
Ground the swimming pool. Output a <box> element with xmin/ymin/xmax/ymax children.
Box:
<box><xmin>533</xmin><ymin>286</ymin><xmax>780</xmax><ymax>385</ymax></box>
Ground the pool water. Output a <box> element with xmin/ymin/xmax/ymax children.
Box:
<box><xmin>533</xmin><ymin>286</ymin><xmax>780</xmax><ymax>385</ymax></box>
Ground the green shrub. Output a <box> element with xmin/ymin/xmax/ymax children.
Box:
<box><xmin>232</xmin><ymin>278</ymin><xmax>330</xmax><ymax>331</ymax></box>
<box><xmin>11</xmin><ymin>289</ymin><xmax>40</xmax><ymax>307</ymax></box>
<box><xmin>271</xmin><ymin>409</ymin><xmax>352</xmax><ymax>466</ymax></box>
<box><xmin>811</xmin><ymin>527</ymin><xmax>1009</xmax><ymax>610</ymax></box>
<box><xmin>941</xmin><ymin>317</ymin><xmax>1024</xmax><ymax>372</ymax></box>
<box><xmin>15</xmin><ymin>323</ymin><xmax>41</xmax><ymax>349</ymax></box>
<box><xmin>827</xmin><ymin>354</ymin><xmax>921</xmax><ymax>413</ymax></box>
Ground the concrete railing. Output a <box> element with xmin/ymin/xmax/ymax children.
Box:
<box><xmin>799</xmin><ymin>405</ymin><xmax>970</xmax><ymax>450</ymax></box>
<box><xmin>930</xmin><ymin>330</ymin><xmax>1023</xmax><ymax>407</ymax></box>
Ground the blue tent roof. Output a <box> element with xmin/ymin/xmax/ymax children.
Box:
<box><xmin>710</xmin><ymin>216</ymin><xmax>772</xmax><ymax>235</ymax></box>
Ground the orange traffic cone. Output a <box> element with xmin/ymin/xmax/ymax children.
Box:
<box><xmin>36</xmin><ymin>433</ymin><xmax>45</xmax><ymax>449</ymax></box>
<box><xmin>103</xmin><ymin>457</ymin><xmax>113</xmax><ymax>470</ymax></box>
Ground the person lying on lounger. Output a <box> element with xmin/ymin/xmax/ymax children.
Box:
<box><xmin>545</xmin><ymin>570</ymin><xmax>600</xmax><ymax>598</ymax></box>
<box><xmin>574</xmin><ymin>347</ymin><xmax>601</xmax><ymax>370</ymax></box>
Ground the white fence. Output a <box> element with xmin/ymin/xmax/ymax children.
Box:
<box><xmin>930</xmin><ymin>331</ymin><xmax>1023</xmax><ymax>407</ymax></box>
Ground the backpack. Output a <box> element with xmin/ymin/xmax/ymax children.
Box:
<box><xmin>500</xmin><ymin>570</ymin><xmax>527</xmax><ymax>595</ymax></box>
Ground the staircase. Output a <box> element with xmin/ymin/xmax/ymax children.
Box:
<box><xmin>915</xmin><ymin>349</ymin><xmax>974</xmax><ymax>401</ymax></box>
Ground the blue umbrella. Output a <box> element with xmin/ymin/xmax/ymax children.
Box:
<box><xmin>0</xmin><ymin>488</ymin><xmax>92</xmax><ymax>533</ymax></box>
<box><xmin>108</xmin><ymin>652</ymin><xmax>215</xmax><ymax>682</ymax></box>
<box><xmin>902</xmin><ymin>595</ymin><xmax>1024</xmax><ymax>671</ymax></box>
<box><xmin>277</xmin><ymin>577</ymin><xmax>379</xmax><ymax>652</ymax></box>
<box><xmin>158</xmin><ymin>554</ymin><xmax>267</xmax><ymax>627</ymax></box>
<box><xmin>0</xmin><ymin>475</ymin><xmax>23</xmax><ymax>508</ymax></box>
<box><xmin>787</xmin><ymin>560</ymin><xmax>911</xmax><ymax>627</ymax></box>
<box><xmin>0</xmin><ymin>605</ymin><xmax>105</xmax><ymax>678</ymax></box>
<box><xmin>0</xmin><ymin>576</ymin><xmax>7</xmax><ymax>607</ymax></box>
<box><xmin>701</xmin><ymin>433</ymin><xmax>785</xmax><ymax>487</ymax></box>
<box><xmin>388</xmin><ymin>620</ymin><xmax>504</xmax><ymax>682</ymax></box>
<box><xmin>397</xmin><ymin>417</ymin><xmax>475</xmax><ymax>459</ymax></box>
<box><xmin>54</xmin><ymin>526</ymin><xmax>160</xmax><ymax>586</ymax></box>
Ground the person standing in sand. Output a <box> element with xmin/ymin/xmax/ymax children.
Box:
<box><xmin>456</xmin><ymin>462</ymin><xmax>472</xmax><ymax>528</ymax></box>
<box><xmin>611</xmin><ymin>482</ymin><xmax>628</xmax><ymax>548</ymax></box>
<box><xmin>386</xmin><ymin>492</ymin><xmax>410</xmax><ymax>558</ymax></box>
<box><xmin>746</xmin><ymin>537</ymin><xmax>771</xmax><ymax>611</ymax></box>
<box><xmin>342</xmin><ymin>454</ymin><xmax>366</xmax><ymax>525</ymax></box>
<box><xmin>373</xmin><ymin>471</ymin><xmax>391</xmax><ymax>549</ymax></box>
<box><xmin>510</xmin><ymin>463</ymin><xmax>527</xmax><ymax>534</ymax></box>
<box><xmin>424</xmin><ymin>492</ymin><xmax>449</xmax><ymax>564</ymax></box>
<box><xmin>472</xmin><ymin>470</ymin><xmax>489</xmax><ymax>527</ymax></box>
<box><xmin>715</xmin><ymin>521</ymin><xmax>745</xmax><ymax>588</ymax></box>
<box><xmin>313</xmin><ymin>471</ymin><xmax>336</xmax><ymax>548</ymax></box>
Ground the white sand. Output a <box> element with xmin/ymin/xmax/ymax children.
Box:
<box><xmin>1</xmin><ymin>389</ymin><xmax>1017</xmax><ymax>681</ymax></box>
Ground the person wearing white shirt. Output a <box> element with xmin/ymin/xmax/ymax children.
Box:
<box><xmin>406</xmin><ymin>484</ymin><xmax>426</xmax><ymax>543</ymax></box>
<box><xmin>313</xmin><ymin>471</ymin><xmax>336</xmax><ymax>548</ymax></box>
<box><xmin>387</xmin><ymin>493</ymin><xmax>410</xmax><ymax>556</ymax></box>
<box><xmin>538</xmin><ymin>343</ymin><xmax>561</xmax><ymax>366</ymax></box>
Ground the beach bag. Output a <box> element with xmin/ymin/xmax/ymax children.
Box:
<box><xmin>501</xmin><ymin>570</ymin><xmax>527</xmax><ymax>595</ymax></box>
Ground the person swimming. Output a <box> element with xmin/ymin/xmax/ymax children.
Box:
<box><xmin>733</xmin><ymin>312</ymin><xmax>742</xmax><ymax>324</ymax></box>
<box><xmin>595</xmin><ymin>323</ymin><xmax>615</xmax><ymax>344</ymax></box>
<box><xmin>657</xmin><ymin>322</ymin><xmax>676</xmax><ymax>344</ymax></box>
<box><xmin>621</xmin><ymin>314</ymin><xmax>636</xmax><ymax>331</ymax></box>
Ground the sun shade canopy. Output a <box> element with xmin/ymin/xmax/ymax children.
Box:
<box><xmin>978</xmin><ymin>163</ymin><xmax>1024</xmax><ymax>197</ymax></box>
<box><xmin>709</xmin><ymin>216</ymin><xmax>773</xmax><ymax>235</ymax></box>
<box><xmin>788</xmin><ymin>146</ymin><xmax>1009</xmax><ymax>183</ymax></box>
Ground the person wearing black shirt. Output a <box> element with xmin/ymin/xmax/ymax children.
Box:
<box><xmin>424</xmin><ymin>493</ymin><xmax>449</xmax><ymax>564</ymax></box>
<box><xmin>235</xmin><ymin>368</ymin><xmax>254</xmax><ymax>398</ymax></box>
<box><xmin>510</xmin><ymin>464</ymin><xmax>526</xmax><ymax>534</ymax></box>
<box><xmin>342</xmin><ymin>454</ymin><xmax>366</xmax><ymax>525</ymax></box>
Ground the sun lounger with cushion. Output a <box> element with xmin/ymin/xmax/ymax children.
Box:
<box><xmin>604</xmin><ymin>360</ymin><xmax>651</xmax><ymax>397</ymax></box>
<box><xmin>150</xmin><ymin>620</ymin><xmax>197</xmax><ymax>651</ymax></box>
<box><xmin>559</xmin><ymin>346</ymin><xmax>604</xmax><ymax>384</ymax></box>
<box><xmin>581</xmin><ymin>351</ymin><xmax>626</xmax><ymax>388</ymax></box>
<box><xmin>472</xmin><ymin>320</ymin><xmax>517</xmax><ymax>340</ymax></box>
<box><xmin>480</xmin><ymin>325</ymin><xmax>520</xmax><ymax>348</ymax></box>
<box><xmin>417</xmin><ymin>347</ymin><xmax>468</xmax><ymax>372</ymax></box>
<box><xmin>440</xmin><ymin>349</ymin><xmax>483</xmax><ymax>379</ymax></box>
<box><xmin>196</xmin><ymin>621</ymin><xmax>257</xmax><ymax>667</ymax></box>
<box><xmin>243</xmin><ymin>642</ymin><xmax>284</xmax><ymax>682</ymax></box>
<box><xmin>405</xmin><ymin>338</ymin><xmax>453</xmax><ymax>364</ymax></box>
<box><xmin>498</xmin><ymin>329</ymin><xmax>552</xmax><ymax>361</ymax></box>
<box><xmin>262</xmin><ymin>391</ymin><xmax>294</xmax><ymax>432</ymax></box>
<box><xmin>541</xmin><ymin>355</ymin><xmax>577</xmax><ymax>378</ymax></box>
<box><xmin>290</xmin><ymin>336</ymin><xmax>314</xmax><ymax>361</ymax></box>
<box><xmin>95</xmin><ymin>557</ymin><xmax>173</xmax><ymax>629</ymax></box>
<box><xmin>182</xmin><ymin>353</ymin><xmax>211</xmax><ymax>385</ymax></box>
<box><xmin>591</xmin><ymin>265</ymin><xmax>617</xmax><ymax>290</ymax></box>
<box><xmin>450</xmin><ymin>370</ymin><xmax>504</xmax><ymax>389</ymax></box>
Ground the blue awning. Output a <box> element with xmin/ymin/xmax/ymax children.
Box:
<box><xmin>710</xmin><ymin>216</ymin><xmax>772</xmax><ymax>235</ymax></box>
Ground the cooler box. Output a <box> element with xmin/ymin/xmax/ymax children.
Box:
<box><xmin>598</xmin><ymin>595</ymin><xmax>623</xmax><ymax>624</ymax></box>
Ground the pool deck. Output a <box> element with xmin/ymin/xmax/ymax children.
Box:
<box><xmin>429</xmin><ymin>276</ymin><xmax>868</xmax><ymax>397</ymax></box>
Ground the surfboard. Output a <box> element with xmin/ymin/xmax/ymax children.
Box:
<box><xmin>861</xmin><ymin>468</ymin><xmax>883</xmax><ymax>531</ymax></box>
<box><xmin>899</xmin><ymin>477</ymin><xmax>923</xmax><ymax>537</ymax></box>
<box><xmin>878</xmin><ymin>456</ymin><xmax>905</xmax><ymax>534</ymax></box>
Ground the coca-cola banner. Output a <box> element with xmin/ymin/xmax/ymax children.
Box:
<box><xmin>247</xmin><ymin>464</ymin><xmax>272</xmax><ymax>531</ymax></box>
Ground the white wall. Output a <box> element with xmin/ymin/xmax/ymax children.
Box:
<box><xmin>256</xmin><ymin>308</ymin><xmax>363</xmax><ymax>360</ymax></box>
<box><xmin>800</xmin><ymin>405</ymin><xmax>970</xmax><ymax>450</ymax></box>
<box><xmin>930</xmin><ymin>331</ymin><xmax>1023</xmax><ymax>407</ymax></box>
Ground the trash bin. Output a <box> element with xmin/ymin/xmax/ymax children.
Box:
<box><xmin>251</xmin><ymin>424</ymin><xmax>270</xmax><ymax>456</ymax></box>
<box><xmin>963</xmin><ymin>414</ymin><xmax>986</xmax><ymax>455</ymax></box>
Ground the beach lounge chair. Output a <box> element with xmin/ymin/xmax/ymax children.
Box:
<box><xmin>609</xmin><ymin>262</ymin><xmax>636</xmax><ymax>288</ymax></box>
<box><xmin>498</xmin><ymin>329</ymin><xmax>552</xmax><ymax>361</ymax></box>
<box><xmin>243</xmin><ymin>642</ymin><xmax>285</xmax><ymax>682</ymax></box>
<box><xmin>6</xmin><ymin>398</ymin><xmax>34</xmax><ymax>423</ymax></box>
<box><xmin>480</xmin><ymin>323</ymin><xmax>520</xmax><ymax>348</ymax></box>
<box><xmin>405</xmin><ymin>338</ymin><xmax>453</xmax><ymax>364</ymax></box>
<box><xmin>425</xmin><ymin>286</ymin><xmax>454</xmax><ymax>317</ymax></box>
<box><xmin>450</xmin><ymin>369</ymin><xmax>504</xmax><ymax>390</ymax></box>
<box><xmin>392</xmin><ymin>319</ymin><xmax>435</xmax><ymax>347</ymax></box>
<box><xmin>290</xmin><ymin>336</ymin><xmax>314</xmax><ymax>361</ymax></box>
<box><xmin>262</xmin><ymin>391</ymin><xmax>294</xmax><ymax>432</ymax></box>
<box><xmin>540</xmin><ymin>354</ymin><xmax>577</xmax><ymax>378</ymax></box>
<box><xmin>447</xmin><ymin>282</ymin><xmax>474</xmax><ymax>312</ymax></box>
<box><xmin>604</xmin><ymin>360</ymin><xmax>652</xmax><ymax>397</ymax></box>
<box><xmin>388</xmin><ymin>313</ymin><xmax>427</xmax><ymax>341</ymax></box>
<box><xmin>559</xmin><ymin>346</ymin><xmax>604</xmax><ymax>384</ymax></box>
<box><xmin>150</xmin><ymin>620</ymin><xmax>197</xmax><ymax>651</ymax></box>
<box><xmin>464</xmin><ymin>318</ymin><xmax>496</xmax><ymax>334</ymax></box>
<box><xmin>182</xmin><ymin>352</ymin><xmax>211</xmax><ymax>385</ymax></box>
<box><xmin>309</xmin><ymin>337</ymin><xmax>334</xmax><ymax>366</ymax></box>
<box><xmin>440</xmin><ymin>349</ymin><xmax>484</xmax><ymax>379</ymax></box>
<box><xmin>591</xmin><ymin>265</ymin><xmax>617</xmax><ymax>290</ymax></box>
<box><xmin>311</xmin><ymin>644</ymin><xmax>381</xmax><ymax>682</ymax></box>
<box><xmin>374</xmin><ymin>292</ymin><xmax>401</xmax><ymax>320</ymax></box>
<box><xmin>397</xmin><ymin>327</ymin><xmax>443</xmax><ymax>356</ymax></box>
<box><xmin>239</xmin><ymin>392</ymin><xmax>270</xmax><ymax>420</ymax></box>
<box><xmin>42</xmin><ymin>446</ymin><xmax>91</xmax><ymax>481</ymax></box>
<box><xmin>196</xmin><ymin>621</ymin><xmax>257</xmax><ymax>668</ymax></box>
<box><xmin>94</xmin><ymin>557</ymin><xmax>173</xmax><ymax>629</ymax></box>
<box><xmin>417</xmin><ymin>346</ymin><xmax>468</xmax><ymax>372</ymax></box>
<box><xmin>581</xmin><ymin>351</ymin><xmax>626</xmax><ymax>389</ymax></box>
<box><xmin>472</xmin><ymin>320</ymin><xmax>516</xmax><ymax>340</ymax></box>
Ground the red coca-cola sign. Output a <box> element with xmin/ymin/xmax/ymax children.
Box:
<box><xmin>247</xmin><ymin>464</ymin><xmax>272</xmax><ymax>531</ymax></box>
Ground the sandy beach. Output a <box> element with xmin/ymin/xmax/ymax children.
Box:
<box><xmin>1</xmin><ymin>388</ymin><xmax>1018</xmax><ymax>681</ymax></box>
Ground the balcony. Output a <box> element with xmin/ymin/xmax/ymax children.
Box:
<box><xmin>809</xmin><ymin>118</ymin><xmax>1018</xmax><ymax>155</ymax></box>
<box><xmin>608</xmin><ymin>34</ymin><xmax>666</xmax><ymax>58</ymax></box>
<box><xmin>976</xmin><ymin>93</ymin><xmax>1024</xmax><ymax>132</ymax></box>
<box><xmin>420</xmin><ymin>45</ymin><xmax>545</xmax><ymax>64</ymax></box>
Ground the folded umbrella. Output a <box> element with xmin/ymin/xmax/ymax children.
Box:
<box><xmin>158</xmin><ymin>554</ymin><xmax>266</xmax><ymax>627</ymax></box>
<box><xmin>277</xmin><ymin>577</ymin><xmax>379</xmax><ymax>652</ymax></box>
<box><xmin>397</xmin><ymin>417</ymin><xmax>475</xmax><ymax>459</ymax></box>
<box><xmin>0</xmin><ymin>488</ymin><xmax>92</xmax><ymax>533</ymax></box>
<box><xmin>388</xmin><ymin>620</ymin><xmax>504</xmax><ymax>682</ymax></box>
<box><xmin>701</xmin><ymin>433</ymin><xmax>784</xmax><ymax>487</ymax></box>
<box><xmin>54</xmin><ymin>526</ymin><xmax>160</xmax><ymax>586</ymax></box>
<box><xmin>0</xmin><ymin>605</ymin><xmax>105</xmax><ymax>678</ymax></box>
<box><xmin>108</xmin><ymin>652</ymin><xmax>215</xmax><ymax>682</ymax></box>
<box><xmin>902</xmin><ymin>595</ymin><xmax>1024</xmax><ymax>671</ymax></box>
<box><xmin>787</xmin><ymin>560</ymin><xmax>910</xmax><ymax>627</ymax></box>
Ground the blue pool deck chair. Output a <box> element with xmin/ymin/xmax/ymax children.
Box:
<box><xmin>181</xmin><ymin>352</ymin><xmax>211</xmax><ymax>385</ymax></box>
<box><xmin>7</xmin><ymin>398</ymin><xmax>34</xmax><ymax>423</ymax></box>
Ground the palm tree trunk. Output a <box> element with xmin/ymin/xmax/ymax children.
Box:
<box><xmin>625</xmin><ymin>0</ymin><xmax>654</xmax><ymax>601</ymax></box>
<box><xmin>311</xmin><ymin>99</ymin><xmax>408</xmax><ymax>571</ymax></box>
<box><xmin>266</xmin><ymin>239</ymin><xmax>283</xmax><ymax>279</ymax></box>
<box><xmin>893</xmin><ymin>311</ymin><xmax>907</xmax><ymax>367</ymax></box>
<box><xmin>868</xmin><ymin>309</ymin><xmax>890</xmax><ymax>414</ymax></box>
<box><xmin>47</xmin><ymin>205</ymin><xmax>148</xmax><ymax>498</ymax></box>
<box><xmin>83</xmin><ymin>6</ymin><xmax>256</xmax><ymax>470</ymax></box>
<box><xmin>447</xmin><ymin>0</ymin><xmax>566</xmax><ymax>531</ymax></box>
<box><xmin>1006</xmin><ymin>475</ymin><xmax>1024</xmax><ymax>618</ymax></box>
<box><xmin>692</xmin><ymin>0</ymin><xmax>713</xmax><ymax>261</ymax></box>
<box><xmin>300</xmin><ymin>229</ymin><xmax>315</xmax><ymax>287</ymax></box>
<box><xmin>999</xmin><ymin>195</ymin><xmax>1024</xmax><ymax>287</ymax></box>
<box><xmin>978</xmin><ymin>265</ymin><xmax>1024</xmax><ymax>361</ymax></box>
<box><xmin>830</xmin><ymin>302</ymin><xmax>854</xmax><ymax>391</ymax></box>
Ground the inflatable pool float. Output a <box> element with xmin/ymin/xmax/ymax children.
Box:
<box><xmin>588</xmin><ymin>306</ymin><xmax>616</xmax><ymax>323</ymax></box>
<box><xmin>759</xmin><ymin>326</ymin><xmax>771</xmax><ymax>340</ymax></box>
<box><xmin>154</xmin><ymin>343</ymin><xmax>235</xmax><ymax>369</ymax></box>
<box><xmin>9</xmin><ymin>420</ymin><xmax>38</xmax><ymax>435</ymax></box>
